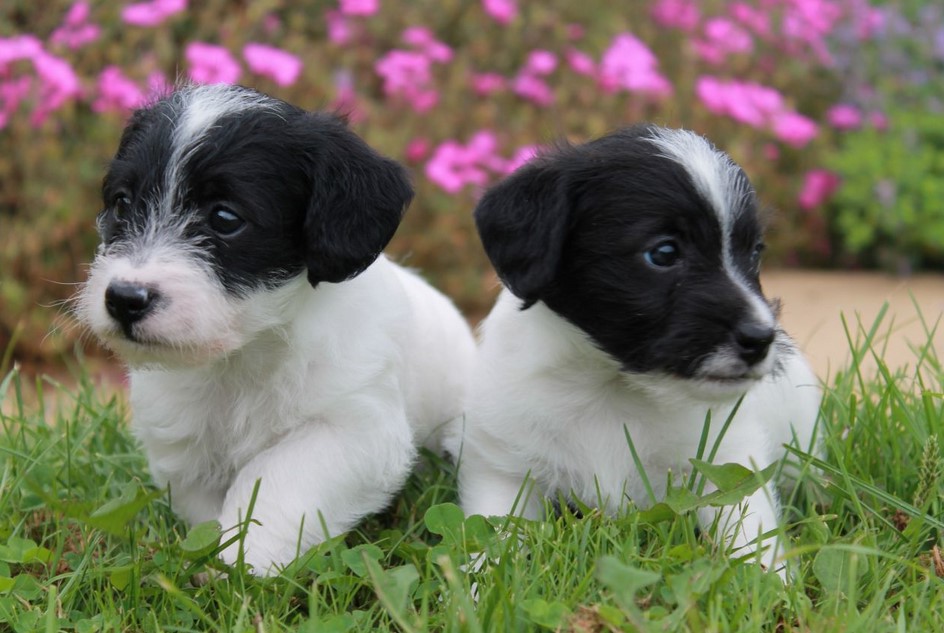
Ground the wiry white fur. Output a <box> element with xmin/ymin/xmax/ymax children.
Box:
<box><xmin>450</xmin><ymin>290</ymin><xmax>820</xmax><ymax>573</ymax></box>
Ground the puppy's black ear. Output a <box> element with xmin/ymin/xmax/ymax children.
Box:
<box><xmin>301</xmin><ymin>114</ymin><xmax>413</xmax><ymax>286</ymax></box>
<box><xmin>474</xmin><ymin>158</ymin><xmax>571</xmax><ymax>307</ymax></box>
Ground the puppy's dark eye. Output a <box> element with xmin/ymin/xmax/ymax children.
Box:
<box><xmin>112</xmin><ymin>193</ymin><xmax>132</xmax><ymax>219</ymax></box>
<box><xmin>208</xmin><ymin>207</ymin><xmax>246</xmax><ymax>236</ymax></box>
<box><xmin>644</xmin><ymin>240</ymin><xmax>681</xmax><ymax>269</ymax></box>
<box><xmin>752</xmin><ymin>242</ymin><xmax>766</xmax><ymax>262</ymax></box>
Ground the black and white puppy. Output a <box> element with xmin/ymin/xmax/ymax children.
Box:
<box><xmin>451</xmin><ymin>125</ymin><xmax>821</xmax><ymax>573</ymax></box>
<box><xmin>77</xmin><ymin>84</ymin><xmax>475</xmax><ymax>574</ymax></box>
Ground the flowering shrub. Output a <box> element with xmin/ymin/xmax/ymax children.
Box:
<box><xmin>0</xmin><ymin>0</ymin><xmax>941</xmax><ymax>363</ymax></box>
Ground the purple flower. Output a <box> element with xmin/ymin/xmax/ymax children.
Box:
<box><xmin>402</xmin><ymin>27</ymin><xmax>453</xmax><ymax>63</ymax></box>
<box><xmin>30</xmin><ymin>50</ymin><xmax>82</xmax><ymax>126</ymax></box>
<box><xmin>121</xmin><ymin>0</ymin><xmax>187</xmax><ymax>27</ymax></box>
<box><xmin>185</xmin><ymin>42</ymin><xmax>241</xmax><ymax>85</ymax></box>
<box><xmin>93</xmin><ymin>66</ymin><xmax>145</xmax><ymax>113</ymax></box>
<box><xmin>339</xmin><ymin>0</ymin><xmax>378</xmax><ymax>17</ymax></box>
<box><xmin>511</xmin><ymin>73</ymin><xmax>554</xmax><ymax>107</ymax></box>
<box><xmin>503</xmin><ymin>144</ymin><xmax>541</xmax><ymax>174</ymax></box>
<box><xmin>425</xmin><ymin>131</ymin><xmax>531</xmax><ymax>193</ymax></box>
<box><xmin>0</xmin><ymin>35</ymin><xmax>43</xmax><ymax>65</ymax></box>
<box><xmin>565</xmin><ymin>48</ymin><xmax>596</xmax><ymax>76</ymax></box>
<box><xmin>0</xmin><ymin>76</ymin><xmax>32</xmax><ymax>129</ymax></box>
<box><xmin>482</xmin><ymin>0</ymin><xmax>517</xmax><ymax>25</ymax></box>
<box><xmin>244</xmin><ymin>43</ymin><xmax>302</xmax><ymax>87</ymax></box>
<box><xmin>524</xmin><ymin>50</ymin><xmax>557</xmax><ymax>75</ymax></box>
<box><xmin>325</xmin><ymin>10</ymin><xmax>353</xmax><ymax>45</ymax></box>
<box><xmin>694</xmin><ymin>17</ymin><xmax>753</xmax><ymax>64</ymax></box>
<box><xmin>50</xmin><ymin>1</ymin><xmax>101</xmax><ymax>51</ymax></box>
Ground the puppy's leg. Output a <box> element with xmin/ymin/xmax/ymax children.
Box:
<box><xmin>458</xmin><ymin>450</ymin><xmax>543</xmax><ymax>520</ymax></box>
<box><xmin>216</xmin><ymin>393</ymin><xmax>416</xmax><ymax>575</ymax></box>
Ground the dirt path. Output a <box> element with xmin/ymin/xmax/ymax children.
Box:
<box><xmin>763</xmin><ymin>271</ymin><xmax>944</xmax><ymax>379</ymax></box>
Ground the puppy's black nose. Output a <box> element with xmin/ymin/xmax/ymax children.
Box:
<box><xmin>734</xmin><ymin>321</ymin><xmax>775</xmax><ymax>366</ymax></box>
<box><xmin>105</xmin><ymin>281</ymin><xmax>157</xmax><ymax>332</ymax></box>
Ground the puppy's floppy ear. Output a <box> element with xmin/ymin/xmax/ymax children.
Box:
<box><xmin>300</xmin><ymin>113</ymin><xmax>413</xmax><ymax>286</ymax></box>
<box><xmin>474</xmin><ymin>158</ymin><xmax>571</xmax><ymax>308</ymax></box>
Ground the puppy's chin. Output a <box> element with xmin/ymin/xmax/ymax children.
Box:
<box><xmin>97</xmin><ymin>331</ymin><xmax>242</xmax><ymax>369</ymax></box>
<box><xmin>625</xmin><ymin>348</ymin><xmax>778</xmax><ymax>403</ymax></box>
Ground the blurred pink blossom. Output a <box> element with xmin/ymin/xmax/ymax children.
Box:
<box><xmin>402</xmin><ymin>27</ymin><xmax>453</xmax><ymax>63</ymax></box>
<box><xmin>482</xmin><ymin>0</ymin><xmax>517</xmax><ymax>25</ymax></box>
<box><xmin>330</xmin><ymin>70</ymin><xmax>365</xmax><ymax>122</ymax></box>
<box><xmin>30</xmin><ymin>50</ymin><xmax>82</xmax><ymax>125</ymax></box>
<box><xmin>650</xmin><ymin>0</ymin><xmax>700</xmax><ymax>32</ymax></box>
<box><xmin>93</xmin><ymin>66</ymin><xmax>145</xmax><ymax>113</ymax></box>
<box><xmin>0</xmin><ymin>35</ymin><xmax>43</xmax><ymax>65</ymax></box>
<box><xmin>524</xmin><ymin>50</ymin><xmax>558</xmax><ymax>75</ymax></box>
<box><xmin>244</xmin><ymin>43</ymin><xmax>302</xmax><ymax>87</ymax></box>
<box><xmin>694</xmin><ymin>17</ymin><xmax>753</xmax><ymax>64</ymax></box>
<box><xmin>771</xmin><ymin>111</ymin><xmax>819</xmax><ymax>147</ymax></box>
<box><xmin>599</xmin><ymin>33</ymin><xmax>672</xmax><ymax>97</ymax></box>
<box><xmin>470</xmin><ymin>72</ymin><xmax>506</xmax><ymax>96</ymax></box>
<box><xmin>50</xmin><ymin>1</ymin><xmax>101</xmax><ymax>50</ymax></box>
<box><xmin>375</xmin><ymin>50</ymin><xmax>438</xmax><ymax>112</ymax></box>
<box><xmin>325</xmin><ymin>10</ymin><xmax>353</xmax><ymax>45</ymax></box>
<box><xmin>826</xmin><ymin>103</ymin><xmax>862</xmax><ymax>130</ymax></box>
<box><xmin>185</xmin><ymin>42</ymin><xmax>241</xmax><ymax>85</ymax></box>
<box><xmin>426</xmin><ymin>130</ymin><xmax>530</xmax><ymax>193</ymax></box>
<box><xmin>566</xmin><ymin>23</ymin><xmax>585</xmax><ymax>41</ymax></box>
<box><xmin>405</xmin><ymin>137</ymin><xmax>430</xmax><ymax>163</ymax></box>
<box><xmin>868</xmin><ymin>111</ymin><xmax>889</xmax><ymax>131</ymax></box>
<box><xmin>798</xmin><ymin>169</ymin><xmax>840</xmax><ymax>210</ymax></box>
<box><xmin>0</xmin><ymin>76</ymin><xmax>32</xmax><ymax>129</ymax></box>
<box><xmin>729</xmin><ymin>2</ymin><xmax>771</xmax><ymax>38</ymax></box>
<box><xmin>121</xmin><ymin>0</ymin><xmax>186</xmax><ymax>27</ymax></box>
<box><xmin>511</xmin><ymin>73</ymin><xmax>554</xmax><ymax>107</ymax></box>
<box><xmin>339</xmin><ymin>0</ymin><xmax>378</xmax><ymax>16</ymax></box>
<box><xmin>565</xmin><ymin>48</ymin><xmax>596</xmax><ymax>76</ymax></box>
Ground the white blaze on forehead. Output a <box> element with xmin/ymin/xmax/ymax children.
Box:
<box><xmin>646</xmin><ymin>127</ymin><xmax>774</xmax><ymax>328</ymax></box>
<box><xmin>645</xmin><ymin>127</ymin><xmax>751</xmax><ymax>234</ymax></box>
<box><xmin>160</xmin><ymin>84</ymin><xmax>280</xmax><ymax>220</ymax></box>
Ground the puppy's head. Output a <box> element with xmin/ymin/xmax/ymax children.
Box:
<box><xmin>475</xmin><ymin>125</ymin><xmax>784</xmax><ymax>394</ymax></box>
<box><xmin>77</xmin><ymin>84</ymin><xmax>412</xmax><ymax>367</ymax></box>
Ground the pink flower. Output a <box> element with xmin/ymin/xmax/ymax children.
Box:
<box><xmin>599</xmin><ymin>33</ymin><xmax>672</xmax><ymax>97</ymax></box>
<box><xmin>798</xmin><ymin>169</ymin><xmax>840</xmax><ymax>210</ymax></box>
<box><xmin>375</xmin><ymin>49</ymin><xmax>438</xmax><ymax>112</ymax></box>
<box><xmin>470</xmin><ymin>72</ymin><xmax>506</xmax><ymax>96</ymax></box>
<box><xmin>826</xmin><ymin>104</ymin><xmax>862</xmax><ymax>131</ymax></box>
<box><xmin>729</xmin><ymin>2</ymin><xmax>771</xmax><ymax>37</ymax></box>
<box><xmin>330</xmin><ymin>70</ymin><xmax>365</xmax><ymax>122</ymax></box>
<box><xmin>566</xmin><ymin>23</ymin><xmax>585</xmax><ymax>41</ymax></box>
<box><xmin>425</xmin><ymin>130</ymin><xmax>524</xmax><ymax>193</ymax></box>
<box><xmin>482</xmin><ymin>0</ymin><xmax>517</xmax><ymax>25</ymax></box>
<box><xmin>185</xmin><ymin>42</ymin><xmax>241</xmax><ymax>85</ymax></box>
<box><xmin>339</xmin><ymin>0</ymin><xmax>378</xmax><ymax>17</ymax></box>
<box><xmin>325</xmin><ymin>10</ymin><xmax>352</xmax><ymax>45</ymax></box>
<box><xmin>30</xmin><ymin>50</ymin><xmax>81</xmax><ymax>126</ymax></box>
<box><xmin>511</xmin><ymin>73</ymin><xmax>554</xmax><ymax>107</ymax></box>
<box><xmin>651</xmin><ymin>0</ymin><xmax>700</xmax><ymax>32</ymax></box>
<box><xmin>524</xmin><ymin>50</ymin><xmax>557</xmax><ymax>75</ymax></box>
<box><xmin>405</xmin><ymin>137</ymin><xmax>430</xmax><ymax>163</ymax></box>
<box><xmin>565</xmin><ymin>48</ymin><xmax>596</xmax><ymax>76</ymax></box>
<box><xmin>868</xmin><ymin>111</ymin><xmax>889</xmax><ymax>131</ymax></box>
<box><xmin>50</xmin><ymin>1</ymin><xmax>101</xmax><ymax>50</ymax></box>
<box><xmin>244</xmin><ymin>43</ymin><xmax>302</xmax><ymax>87</ymax></box>
<box><xmin>402</xmin><ymin>27</ymin><xmax>453</xmax><ymax>63</ymax></box>
<box><xmin>694</xmin><ymin>17</ymin><xmax>753</xmax><ymax>64</ymax></box>
<box><xmin>0</xmin><ymin>35</ymin><xmax>43</xmax><ymax>65</ymax></box>
<box><xmin>92</xmin><ymin>66</ymin><xmax>145</xmax><ymax>113</ymax></box>
<box><xmin>771</xmin><ymin>111</ymin><xmax>819</xmax><ymax>147</ymax></box>
<box><xmin>121</xmin><ymin>0</ymin><xmax>187</xmax><ymax>27</ymax></box>
<box><xmin>0</xmin><ymin>76</ymin><xmax>32</xmax><ymax>129</ymax></box>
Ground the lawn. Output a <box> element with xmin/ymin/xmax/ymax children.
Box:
<box><xmin>1</xmin><ymin>307</ymin><xmax>942</xmax><ymax>632</ymax></box>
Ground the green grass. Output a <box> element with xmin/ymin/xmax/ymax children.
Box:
<box><xmin>1</xmin><ymin>308</ymin><xmax>942</xmax><ymax>632</ymax></box>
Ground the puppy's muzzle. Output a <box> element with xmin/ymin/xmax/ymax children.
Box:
<box><xmin>105</xmin><ymin>280</ymin><xmax>159</xmax><ymax>338</ymax></box>
<box><xmin>733</xmin><ymin>321</ymin><xmax>775</xmax><ymax>366</ymax></box>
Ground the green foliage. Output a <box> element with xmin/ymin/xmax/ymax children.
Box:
<box><xmin>1</xmin><ymin>308</ymin><xmax>943</xmax><ymax>631</ymax></box>
<box><xmin>826</xmin><ymin>111</ymin><xmax>944</xmax><ymax>272</ymax></box>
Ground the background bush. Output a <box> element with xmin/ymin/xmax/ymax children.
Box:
<box><xmin>1</xmin><ymin>0</ymin><xmax>942</xmax><ymax>366</ymax></box>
